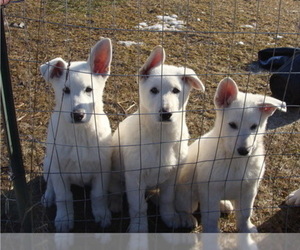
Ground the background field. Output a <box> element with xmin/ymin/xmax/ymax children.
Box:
<box><xmin>1</xmin><ymin>0</ymin><xmax>299</xmax><ymax>233</ymax></box>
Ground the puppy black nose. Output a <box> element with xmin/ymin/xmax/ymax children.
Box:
<box><xmin>71</xmin><ymin>110</ymin><xmax>85</xmax><ymax>122</ymax></box>
<box><xmin>159</xmin><ymin>108</ymin><xmax>172</xmax><ymax>121</ymax></box>
<box><xmin>237</xmin><ymin>147</ymin><xmax>249</xmax><ymax>156</ymax></box>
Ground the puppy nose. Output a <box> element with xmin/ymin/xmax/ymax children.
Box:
<box><xmin>237</xmin><ymin>147</ymin><xmax>249</xmax><ymax>156</ymax></box>
<box><xmin>71</xmin><ymin>109</ymin><xmax>85</xmax><ymax>122</ymax></box>
<box><xmin>159</xmin><ymin>108</ymin><xmax>172</xmax><ymax>121</ymax></box>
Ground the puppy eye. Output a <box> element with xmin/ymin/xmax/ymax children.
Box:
<box><xmin>172</xmin><ymin>88</ymin><xmax>180</xmax><ymax>94</ymax></box>
<box><xmin>85</xmin><ymin>87</ymin><xmax>93</xmax><ymax>93</ymax></box>
<box><xmin>250</xmin><ymin>124</ymin><xmax>258</xmax><ymax>130</ymax></box>
<box><xmin>150</xmin><ymin>87</ymin><xmax>159</xmax><ymax>94</ymax></box>
<box><xmin>229</xmin><ymin>122</ymin><xmax>238</xmax><ymax>129</ymax></box>
<box><xmin>63</xmin><ymin>87</ymin><xmax>70</xmax><ymax>94</ymax></box>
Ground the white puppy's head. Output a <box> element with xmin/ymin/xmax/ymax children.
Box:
<box><xmin>214</xmin><ymin>77</ymin><xmax>286</xmax><ymax>157</ymax></box>
<box><xmin>40</xmin><ymin>38</ymin><xmax>112</xmax><ymax>124</ymax></box>
<box><xmin>138</xmin><ymin>46</ymin><xmax>205</xmax><ymax>123</ymax></box>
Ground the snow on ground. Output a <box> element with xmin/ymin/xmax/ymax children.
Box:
<box><xmin>135</xmin><ymin>14</ymin><xmax>186</xmax><ymax>31</ymax></box>
<box><xmin>118</xmin><ymin>15</ymin><xmax>186</xmax><ymax>46</ymax></box>
<box><xmin>117</xmin><ymin>41</ymin><xmax>144</xmax><ymax>47</ymax></box>
<box><xmin>240</xmin><ymin>24</ymin><xmax>256</xmax><ymax>29</ymax></box>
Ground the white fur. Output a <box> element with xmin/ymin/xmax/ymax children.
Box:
<box><xmin>110</xmin><ymin>46</ymin><xmax>205</xmax><ymax>232</ymax></box>
<box><xmin>175</xmin><ymin>77</ymin><xmax>286</xmax><ymax>232</ymax></box>
<box><xmin>40</xmin><ymin>38</ymin><xmax>113</xmax><ymax>232</ymax></box>
<box><xmin>286</xmin><ymin>189</ymin><xmax>300</xmax><ymax>206</ymax></box>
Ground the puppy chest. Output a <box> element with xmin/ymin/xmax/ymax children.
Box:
<box><xmin>50</xmin><ymin>146</ymin><xmax>109</xmax><ymax>171</ymax></box>
<box><xmin>144</xmin><ymin>165</ymin><xmax>176</xmax><ymax>187</ymax></box>
<box><xmin>199</xmin><ymin>158</ymin><xmax>264</xmax><ymax>199</ymax></box>
<box><xmin>130</xmin><ymin>149</ymin><xmax>178</xmax><ymax>186</ymax></box>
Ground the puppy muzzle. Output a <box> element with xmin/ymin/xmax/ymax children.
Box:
<box><xmin>159</xmin><ymin>108</ymin><xmax>172</xmax><ymax>122</ymax></box>
<box><xmin>70</xmin><ymin>109</ymin><xmax>85</xmax><ymax>123</ymax></box>
<box><xmin>237</xmin><ymin>146</ymin><xmax>252</xmax><ymax>156</ymax></box>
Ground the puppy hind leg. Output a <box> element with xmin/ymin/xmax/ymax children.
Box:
<box><xmin>220</xmin><ymin>200</ymin><xmax>234</xmax><ymax>214</ymax></box>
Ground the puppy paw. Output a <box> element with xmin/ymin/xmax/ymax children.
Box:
<box><xmin>178</xmin><ymin>213</ymin><xmax>198</xmax><ymax>228</ymax></box>
<box><xmin>239</xmin><ymin>223</ymin><xmax>258</xmax><ymax>233</ymax></box>
<box><xmin>128</xmin><ymin>221</ymin><xmax>148</xmax><ymax>233</ymax></box>
<box><xmin>220</xmin><ymin>200</ymin><xmax>234</xmax><ymax>214</ymax></box>
<box><xmin>55</xmin><ymin>215</ymin><xmax>74</xmax><ymax>232</ymax></box>
<box><xmin>41</xmin><ymin>191</ymin><xmax>55</xmax><ymax>207</ymax></box>
<box><xmin>249</xmin><ymin>226</ymin><xmax>258</xmax><ymax>233</ymax></box>
<box><xmin>285</xmin><ymin>189</ymin><xmax>300</xmax><ymax>206</ymax></box>
<box><xmin>161</xmin><ymin>212</ymin><xmax>182</xmax><ymax>229</ymax></box>
<box><xmin>94</xmin><ymin>208</ymin><xmax>112</xmax><ymax>228</ymax></box>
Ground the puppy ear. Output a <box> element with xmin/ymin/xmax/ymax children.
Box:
<box><xmin>88</xmin><ymin>38</ymin><xmax>112</xmax><ymax>76</ymax></box>
<box><xmin>258</xmin><ymin>96</ymin><xmax>287</xmax><ymax>116</ymax></box>
<box><xmin>214</xmin><ymin>77</ymin><xmax>239</xmax><ymax>108</ymax></box>
<box><xmin>182</xmin><ymin>68</ymin><xmax>205</xmax><ymax>91</ymax></box>
<box><xmin>40</xmin><ymin>58</ymin><xmax>67</xmax><ymax>82</ymax></box>
<box><xmin>139</xmin><ymin>45</ymin><xmax>165</xmax><ymax>78</ymax></box>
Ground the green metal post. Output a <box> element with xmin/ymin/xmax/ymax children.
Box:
<box><xmin>1</xmin><ymin>7</ymin><xmax>32</xmax><ymax>232</ymax></box>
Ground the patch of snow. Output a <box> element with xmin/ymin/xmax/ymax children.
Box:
<box><xmin>240</xmin><ymin>24</ymin><xmax>255</xmax><ymax>29</ymax></box>
<box><xmin>139</xmin><ymin>22</ymin><xmax>148</xmax><ymax>27</ymax></box>
<box><xmin>136</xmin><ymin>14</ymin><xmax>186</xmax><ymax>31</ymax></box>
<box><xmin>157</xmin><ymin>15</ymin><xmax>177</xmax><ymax>22</ymax></box>
<box><xmin>143</xmin><ymin>24</ymin><xmax>165</xmax><ymax>31</ymax></box>
<box><xmin>118</xmin><ymin>41</ymin><xmax>144</xmax><ymax>47</ymax></box>
<box><xmin>275</xmin><ymin>35</ymin><xmax>283</xmax><ymax>39</ymax></box>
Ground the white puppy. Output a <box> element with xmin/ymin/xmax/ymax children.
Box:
<box><xmin>176</xmin><ymin>77</ymin><xmax>286</xmax><ymax>232</ymax></box>
<box><xmin>110</xmin><ymin>46</ymin><xmax>205</xmax><ymax>232</ymax></box>
<box><xmin>40</xmin><ymin>38</ymin><xmax>113</xmax><ymax>232</ymax></box>
<box><xmin>286</xmin><ymin>189</ymin><xmax>300</xmax><ymax>206</ymax></box>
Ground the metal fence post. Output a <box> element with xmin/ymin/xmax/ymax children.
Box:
<box><xmin>1</xmin><ymin>7</ymin><xmax>32</xmax><ymax>232</ymax></box>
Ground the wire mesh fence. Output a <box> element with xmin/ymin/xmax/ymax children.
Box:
<box><xmin>1</xmin><ymin>0</ymin><xmax>299</xmax><ymax>233</ymax></box>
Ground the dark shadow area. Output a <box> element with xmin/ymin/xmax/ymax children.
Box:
<box><xmin>267</xmin><ymin>108</ymin><xmax>300</xmax><ymax>130</ymax></box>
<box><xmin>2</xmin><ymin>175</ymin><xmax>300</xmax><ymax>233</ymax></box>
<box><xmin>257</xmin><ymin>202</ymin><xmax>300</xmax><ymax>233</ymax></box>
<box><xmin>1</xmin><ymin>176</ymin><xmax>191</xmax><ymax>233</ymax></box>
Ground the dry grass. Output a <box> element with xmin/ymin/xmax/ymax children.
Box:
<box><xmin>1</xmin><ymin>0</ymin><xmax>299</xmax><ymax>233</ymax></box>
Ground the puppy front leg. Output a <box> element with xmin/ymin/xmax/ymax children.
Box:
<box><xmin>235</xmin><ymin>190</ymin><xmax>257</xmax><ymax>233</ymax></box>
<box><xmin>175</xmin><ymin>181</ymin><xmax>198</xmax><ymax>228</ymax></box>
<box><xmin>53</xmin><ymin>177</ymin><xmax>74</xmax><ymax>232</ymax></box>
<box><xmin>200</xmin><ymin>189</ymin><xmax>220</xmax><ymax>233</ymax></box>
<box><xmin>125</xmin><ymin>173</ymin><xmax>148</xmax><ymax>232</ymax></box>
<box><xmin>91</xmin><ymin>173</ymin><xmax>112</xmax><ymax>228</ymax></box>
<box><xmin>159</xmin><ymin>175</ymin><xmax>181</xmax><ymax>229</ymax></box>
<box><xmin>41</xmin><ymin>177</ymin><xmax>55</xmax><ymax>207</ymax></box>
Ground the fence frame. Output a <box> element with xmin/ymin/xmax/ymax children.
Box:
<box><xmin>1</xmin><ymin>5</ymin><xmax>32</xmax><ymax>232</ymax></box>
